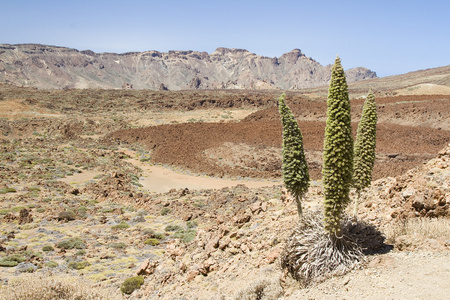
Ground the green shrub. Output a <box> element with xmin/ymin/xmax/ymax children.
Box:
<box><xmin>186</xmin><ymin>220</ymin><xmax>198</xmax><ymax>228</ymax></box>
<box><xmin>45</xmin><ymin>261</ymin><xmax>58</xmax><ymax>268</ymax></box>
<box><xmin>75</xmin><ymin>250</ymin><xmax>86</xmax><ymax>256</ymax></box>
<box><xmin>0</xmin><ymin>187</ymin><xmax>17</xmax><ymax>194</ymax></box>
<box><xmin>142</xmin><ymin>228</ymin><xmax>155</xmax><ymax>235</ymax></box>
<box><xmin>164</xmin><ymin>224</ymin><xmax>182</xmax><ymax>232</ymax></box>
<box><xmin>0</xmin><ymin>260</ymin><xmax>19</xmax><ymax>267</ymax></box>
<box><xmin>144</xmin><ymin>238</ymin><xmax>160</xmax><ymax>246</ymax></box>
<box><xmin>3</xmin><ymin>254</ymin><xmax>26</xmax><ymax>263</ymax></box>
<box><xmin>0</xmin><ymin>253</ymin><xmax>27</xmax><ymax>267</ymax></box>
<box><xmin>42</xmin><ymin>245</ymin><xmax>54</xmax><ymax>252</ymax></box>
<box><xmin>67</xmin><ymin>261</ymin><xmax>90</xmax><ymax>270</ymax></box>
<box><xmin>111</xmin><ymin>222</ymin><xmax>130</xmax><ymax>230</ymax></box>
<box><xmin>57</xmin><ymin>210</ymin><xmax>76</xmax><ymax>221</ymax></box>
<box><xmin>56</xmin><ymin>237</ymin><xmax>86</xmax><ymax>250</ymax></box>
<box><xmin>108</xmin><ymin>242</ymin><xmax>127</xmax><ymax>249</ymax></box>
<box><xmin>121</xmin><ymin>276</ymin><xmax>144</xmax><ymax>295</ymax></box>
<box><xmin>160</xmin><ymin>207</ymin><xmax>171</xmax><ymax>215</ymax></box>
<box><xmin>173</xmin><ymin>229</ymin><xmax>196</xmax><ymax>243</ymax></box>
<box><xmin>77</xmin><ymin>206</ymin><xmax>88</xmax><ymax>217</ymax></box>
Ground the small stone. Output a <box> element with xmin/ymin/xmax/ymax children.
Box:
<box><xmin>233</xmin><ymin>213</ymin><xmax>251</xmax><ymax>225</ymax></box>
<box><xmin>205</xmin><ymin>236</ymin><xmax>220</xmax><ymax>253</ymax></box>
<box><xmin>411</xmin><ymin>194</ymin><xmax>425</xmax><ymax>211</ymax></box>
<box><xmin>265</xmin><ymin>248</ymin><xmax>281</xmax><ymax>264</ymax></box>
<box><xmin>18</xmin><ymin>209</ymin><xmax>33</xmax><ymax>224</ymax></box>
<box><xmin>402</xmin><ymin>188</ymin><xmax>415</xmax><ymax>199</ymax></box>
<box><xmin>218</xmin><ymin>237</ymin><xmax>230</xmax><ymax>250</ymax></box>
<box><xmin>136</xmin><ymin>259</ymin><xmax>158</xmax><ymax>276</ymax></box>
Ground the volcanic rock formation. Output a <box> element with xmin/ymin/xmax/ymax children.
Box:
<box><xmin>0</xmin><ymin>44</ymin><xmax>376</xmax><ymax>90</ymax></box>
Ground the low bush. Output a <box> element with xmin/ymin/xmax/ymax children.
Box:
<box><xmin>173</xmin><ymin>229</ymin><xmax>196</xmax><ymax>243</ymax></box>
<box><xmin>56</xmin><ymin>237</ymin><xmax>86</xmax><ymax>250</ymax></box>
<box><xmin>45</xmin><ymin>261</ymin><xmax>58</xmax><ymax>268</ymax></box>
<box><xmin>68</xmin><ymin>261</ymin><xmax>90</xmax><ymax>270</ymax></box>
<box><xmin>144</xmin><ymin>238</ymin><xmax>160</xmax><ymax>246</ymax></box>
<box><xmin>164</xmin><ymin>224</ymin><xmax>182</xmax><ymax>232</ymax></box>
<box><xmin>120</xmin><ymin>276</ymin><xmax>144</xmax><ymax>295</ymax></box>
<box><xmin>108</xmin><ymin>242</ymin><xmax>127</xmax><ymax>249</ymax></box>
<box><xmin>112</xmin><ymin>222</ymin><xmax>130</xmax><ymax>230</ymax></box>
<box><xmin>160</xmin><ymin>207</ymin><xmax>171</xmax><ymax>216</ymax></box>
<box><xmin>42</xmin><ymin>245</ymin><xmax>54</xmax><ymax>252</ymax></box>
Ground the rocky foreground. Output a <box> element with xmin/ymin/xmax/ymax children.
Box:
<box><xmin>0</xmin><ymin>85</ymin><xmax>448</xmax><ymax>298</ymax></box>
<box><xmin>0</xmin><ymin>130</ymin><xmax>448</xmax><ymax>298</ymax></box>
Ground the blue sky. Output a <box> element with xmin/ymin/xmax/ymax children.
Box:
<box><xmin>1</xmin><ymin>0</ymin><xmax>449</xmax><ymax>77</ymax></box>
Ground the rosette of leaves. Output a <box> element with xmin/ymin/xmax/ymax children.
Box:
<box><xmin>278</xmin><ymin>93</ymin><xmax>309</xmax><ymax>217</ymax></box>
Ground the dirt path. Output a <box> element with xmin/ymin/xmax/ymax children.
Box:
<box><xmin>123</xmin><ymin>150</ymin><xmax>280</xmax><ymax>193</ymax></box>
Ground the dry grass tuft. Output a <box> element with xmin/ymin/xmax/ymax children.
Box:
<box><xmin>384</xmin><ymin>217</ymin><xmax>450</xmax><ymax>244</ymax></box>
<box><xmin>280</xmin><ymin>210</ymin><xmax>384</xmax><ymax>285</ymax></box>
<box><xmin>233</xmin><ymin>275</ymin><xmax>283</xmax><ymax>300</ymax></box>
<box><xmin>0</xmin><ymin>273</ymin><xmax>123</xmax><ymax>300</ymax></box>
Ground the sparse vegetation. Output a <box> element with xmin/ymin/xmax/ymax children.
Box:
<box><xmin>0</xmin><ymin>273</ymin><xmax>122</xmax><ymax>299</ymax></box>
<box><xmin>0</xmin><ymin>80</ymin><xmax>448</xmax><ymax>299</ymax></box>
<box><xmin>281</xmin><ymin>57</ymin><xmax>366</xmax><ymax>286</ymax></box>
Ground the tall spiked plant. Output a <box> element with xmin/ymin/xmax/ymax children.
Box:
<box><xmin>278</xmin><ymin>93</ymin><xmax>309</xmax><ymax>218</ymax></box>
<box><xmin>353</xmin><ymin>89</ymin><xmax>377</xmax><ymax>214</ymax></box>
<box><xmin>322</xmin><ymin>56</ymin><xmax>353</xmax><ymax>235</ymax></box>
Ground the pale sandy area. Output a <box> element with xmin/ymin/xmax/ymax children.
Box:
<box><xmin>0</xmin><ymin>99</ymin><xmax>62</xmax><ymax>120</ymax></box>
<box><xmin>121</xmin><ymin>148</ymin><xmax>280</xmax><ymax>193</ymax></box>
<box><xmin>138</xmin><ymin>164</ymin><xmax>280</xmax><ymax>193</ymax></box>
<box><xmin>395</xmin><ymin>83</ymin><xmax>450</xmax><ymax>95</ymax></box>
<box><xmin>132</xmin><ymin>109</ymin><xmax>255</xmax><ymax>127</ymax></box>
<box><xmin>59</xmin><ymin>170</ymin><xmax>102</xmax><ymax>186</ymax></box>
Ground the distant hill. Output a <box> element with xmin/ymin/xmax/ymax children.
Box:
<box><xmin>0</xmin><ymin>44</ymin><xmax>376</xmax><ymax>90</ymax></box>
<box><xmin>301</xmin><ymin>64</ymin><xmax>450</xmax><ymax>97</ymax></box>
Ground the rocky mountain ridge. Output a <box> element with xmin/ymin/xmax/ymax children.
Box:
<box><xmin>0</xmin><ymin>44</ymin><xmax>376</xmax><ymax>90</ymax></box>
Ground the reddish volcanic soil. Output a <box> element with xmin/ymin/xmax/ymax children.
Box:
<box><xmin>109</xmin><ymin>95</ymin><xmax>450</xmax><ymax>180</ymax></box>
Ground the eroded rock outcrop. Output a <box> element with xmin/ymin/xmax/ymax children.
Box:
<box><xmin>0</xmin><ymin>44</ymin><xmax>377</xmax><ymax>90</ymax></box>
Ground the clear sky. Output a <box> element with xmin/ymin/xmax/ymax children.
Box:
<box><xmin>1</xmin><ymin>0</ymin><xmax>449</xmax><ymax>77</ymax></box>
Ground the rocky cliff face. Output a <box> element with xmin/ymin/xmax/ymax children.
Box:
<box><xmin>0</xmin><ymin>44</ymin><xmax>376</xmax><ymax>90</ymax></box>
